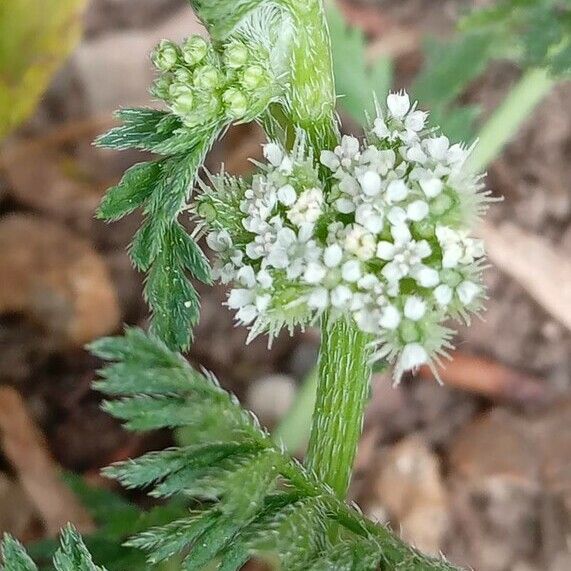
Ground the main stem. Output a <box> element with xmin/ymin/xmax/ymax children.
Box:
<box><xmin>306</xmin><ymin>316</ymin><xmax>373</xmax><ymax>498</ymax></box>
<box><xmin>277</xmin><ymin>0</ymin><xmax>372</xmax><ymax>500</ymax></box>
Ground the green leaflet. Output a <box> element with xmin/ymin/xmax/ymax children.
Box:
<box><xmin>88</xmin><ymin>328</ymin><xmax>461</xmax><ymax>571</ymax></box>
<box><xmin>97</xmin><ymin>108</ymin><xmax>221</xmax><ymax>351</ymax></box>
<box><xmin>1</xmin><ymin>527</ymin><xmax>106</xmax><ymax>571</ymax></box>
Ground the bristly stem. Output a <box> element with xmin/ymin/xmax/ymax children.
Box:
<box><xmin>306</xmin><ymin>316</ymin><xmax>373</xmax><ymax>498</ymax></box>
<box><xmin>274</xmin><ymin>0</ymin><xmax>373</xmax><ymax>500</ymax></box>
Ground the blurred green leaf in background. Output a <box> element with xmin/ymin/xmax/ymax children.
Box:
<box><xmin>0</xmin><ymin>0</ymin><xmax>86</xmax><ymax>139</ymax></box>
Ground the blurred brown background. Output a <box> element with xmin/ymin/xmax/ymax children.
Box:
<box><xmin>0</xmin><ymin>1</ymin><xmax>570</xmax><ymax>570</ymax></box>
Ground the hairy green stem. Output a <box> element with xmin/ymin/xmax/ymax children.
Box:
<box><xmin>305</xmin><ymin>316</ymin><xmax>373</xmax><ymax>498</ymax></box>
<box><xmin>467</xmin><ymin>67</ymin><xmax>555</xmax><ymax>172</ymax></box>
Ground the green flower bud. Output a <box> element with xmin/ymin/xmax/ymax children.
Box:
<box><xmin>197</xmin><ymin>201</ymin><xmax>217</xmax><ymax>223</ymax></box>
<box><xmin>169</xmin><ymin>82</ymin><xmax>193</xmax><ymax>100</ymax></box>
<box><xmin>151</xmin><ymin>39</ymin><xmax>179</xmax><ymax>72</ymax></box>
<box><xmin>431</xmin><ymin>193</ymin><xmax>453</xmax><ymax>216</ymax></box>
<box><xmin>174</xmin><ymin>67</ymin><xmax>193</xmax><ymax>85</ymax></box>
<box><xmin>182</xmin><ymin>35</ymin><xmax>209</xmax><ymax>66</ymax></box>
<box><xmin>223</xmin><ymin>88</ymin><xmax>248</xmax><ymax>119</ymax></box>
<box><xmin>172</xmin><ymin>91</ymin><xmax>195</xmax><ymax>116</ymax></box>
<box><xmin>412</xmin><ymin>219</ymin><xmax>434</xmax><ymax>239</ymax></box>
<box><xmin>193</xmin><ymin>65</ymin><xmax>221</xmax><ymax>91</ymax></box>
<box><xmin>440</xmin><ymin>269</ymin><xmax>462</xmax><ymax>288</ymax></box>
<box><xmin>224</xmin><ymin>41</ymin><xmax>249</xmax><ymax>69</ymax></box>
<box><xmin>400</xmin><ymin>320</ymin><xmax>420</xmax><ymax>344</ymax></box>
<box><xmin>150</xmin><ymin>75</ymin><xmax>172</xmax><ymax>100</ymax></box>
<box><xmin>241</xmin><ymin>65</ymin><xmax>267</xmax><ymax>91</ymax></box>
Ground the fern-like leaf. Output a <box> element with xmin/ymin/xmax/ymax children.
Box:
<box><xmin>89</xmin><ymin>329</ymin><xmax>462</xmax><ymax>571</ymax></box>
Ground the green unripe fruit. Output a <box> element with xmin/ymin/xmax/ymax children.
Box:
<box><xmin>151</xmin><ymin>39</ymin><xmax>179</xmax><ymax>72</ymax></box>
<box><xmin>224</xmin><ymin>41</ymin><xmax>249</xmax><ymax>69</ymax></box>
<box><xmin>431</xmin><ymin>193</ymin><xmax>453</xmax><ymax>216</ymax></box>
<box><xmin>400</xmin><ymin>320</ymin><xmax>420</xmax><ymax>343</ymax></box>
<box><xmin>182</xmin><ymin>35</ymin><xmax>209</xmax><ymax>66</ymax></box>
<box><xmin>193</xmin><ymin>65</ymin><xmax>221</xmax><ymax>91</ymax></box>
<box><xmin>241</xmin><ymin>65</ymin><xmax>267</xmax><ymax>91</ymax></box>
<box><xmin>223</xmin><ymin>88</ymin><xmax>248</xmax><ymax>119</ymax></box>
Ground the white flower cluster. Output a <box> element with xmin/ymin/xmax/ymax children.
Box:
<box><xmin>199</xmin><ymin>92</ymin><xmax>490</xmax><ymax>382</ymax></box>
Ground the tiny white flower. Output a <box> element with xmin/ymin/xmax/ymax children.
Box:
<box><xmin>373</xmin><ymin>117</ymin><xmax>390</xmax><ymax>139</ymax></box>
<box><xmin>407</xmin><ymin>200</ymin><xmax>429</xmax><ymax>222</ymax></box>
<box><xmin>342</xmin><ymin>260</ymin><xmax>362</xmax><ymax>283</ymax></box>
<box><xmin>387</xmin><ymin>92</ymin><xmax>411</xmax><ymax>120</ymax></box>
<box><xmin>320</xmin><ymin>150</ymin><xmax>340</xmax><ymax>171</ymax></box>
<box><xmin>376</xmin><ymin>241</ymin><xmax>396</xmax><ymax>261</ymax></box>
<box><xmin>236</xmin><ymin>305</ymin><xmax>258</xmax><ymax>325</ymax></box>
<box><xmin>457</xmin><ymin>280</ymin><xmax>480</xmax><ymax>305</ymax></box>
<box><xmin>344</xmin><ymin>225</ymin><xmax>377</xmax><ymax>260</ymax></box>
<box><xmin>407</xmin><ymin>144</ymin><xmax>428</xmax><ymax>164</ymax></box>
<box><xmin>288</xmin><ymin>188</ymin><xmax>323</xmax><ymax>226</ymax></box>
<box><xmin>228</xmin><ymin>288</ymin><xmax>255</xmax><ymax>309</ymax></box>
<box><xmin>340</xmin><ymin>135</ymin><xmax>360</xmax><ymax>159</ymax></box>
<box><xmin>394</xmin><ymin>343</ymin><xmax>428</xmax><ymax>382</ymax></box>
<box><xmin>237</xmin><ymin>266</ymin><xmax>256</xmax><ymax>288</ymax></box>
<box><xmin>386</xmin><ymin>180</ymin><xmax>409</xmax><ymax>203</ymax></box>
<box><xmin>434</xmin><ymin>284</ymin><xmax>453</xmax><ymax>306</ymax></box>
<box><xmin>304</xmin><ymin>262</ymin><xmax>326</xmax><ymax>285</ymax></box>
<box><xmin>263</xmin><ymin>142</ymin><xmax>283</xmax><ymax>167</ymax></box>
<box><xmin>360</xmin><ymin>171</ymin><xmax>382</xmax><ymax>197</ymax></box>
<box><xmin>331</xmin><ymin>285</ymin><xmax>353</xmax><ymax>308</ymax></box>
<box><xmin>257</xmin><ymin>269</ymin><xmax>273</xmax><ymax>289</ymax></box>
<box><xmin>307</xmin><ymin>287</ymin><xmax>329</xmax><ymax>310</ymax></box>
<box><xmin>323</xmin><ymin>244</ymin><xmax>343</xmax><ymax>268</ymax></box>
<box><xmin>379</xmin><ymin>305</ymin><xmax>401</xmax><ymax>330</ymax></box>
<box><xmin>355</xmin><ymin>204</ymin><xmax>384</xmax><ymax>234</ymax></box>
<box><xmin>255</xmin><ymin>294</ymin><xmax>271</xmax><ymax>312</ymax></box>
<box><xmin>336</xmin><ymin>197</ymin><xmax>356</xmax><ymax>214</ymax></box>
<box><xmin>425</xmin><ymin>136</ymin><xmax>450</xmax><ymax>162</ymax></box>
<box><xmin>206</xmin><ymin>230</ymin><xmax>233</xmax><ymax>252</ymax></box>
<box><xmin>420</xmin><ymin>178</ymin><xmax>443</xmax><ymax>198</ymax></box>
<box><xmin>404</xmin><ymin>296</ymin><xmax>426</xmax><ymax>321</ymax></box>
<box><xmin>405</xmin><ymin>110</ymin><xmax>428</xmax><ymax>132</ymax></box>
<box><xmin>412</xmin><ymin>265</ymin><xmax>440</xmax><ymax>288</ymax></box>
<box><xmin>277</xmin><ymin>184</ymin><xmax>297</xmax><ymax>206</ymax></box>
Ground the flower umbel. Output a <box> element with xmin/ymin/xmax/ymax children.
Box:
<box><xmin>196</xmin><ymin>92</ymin><xmax>492</xmax><ymax>383</ymax></box>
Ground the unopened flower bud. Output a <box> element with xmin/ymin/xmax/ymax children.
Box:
<box><xmin>150</xmin><ymin>75</ymin><xmax>172</xmax><ymax>100</ymax></box>
<box><xmin>172</xmin><ymin>90</ymin><xmax>195</xmax><ymax>116</ymax></box>
<box><xmin>193</xmin><ymin>65</ymin><xmax>221</xmax><ymax>91</ymax></box>
<box><xmin>174</xmin><ymin>67</ymin><xmax>193</xmax><ymax>85</ymax></box>
<box><xmin>241</xmin><ymin>65</ymin><xmax>266</xmax><ymax>90</ymax></box>
<box><xmin>151</xmin><ymin>39</ymin><xmax>179</xmax><ymax>72</ymax></box>
<box><xmin>223</xmin><ymin>88</ymin><xmax>248</xmax><ymax>119</ymax></box>
<box><xmin>182</xmin><ymin>35</ymin><xmax>209</xmax><ymax>66</ymax></box>
<box><xmin>224</xmin><ymin>41</ymin><xmax>249</xmax><ymax>69</ymax></box>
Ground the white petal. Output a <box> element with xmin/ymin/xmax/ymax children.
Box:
<box><xmin>404</xmin><ymin>296</ymin><xmax>426</xmax><ymax>321</ymax></box>
<box><xmin>397</xmin><ymin>343</ymin><xmax>428</xmax><ymax>374</ymax></box>
<box><xmin>342</xmin><ymin>260</ymin><xmax>362</xmax><ymax>283</ymax></box>
<box><xmin>434</xmin><ymin>284</ymin><xmax>453</xmax><ymax>306</ymax></box>
<box><xmin>382</xmin><ymin>261</ymin><xmax>403</xmax><ymax>283</ymax></box>
<box><xmin>419</xmin><ymin>178</ymin><xmax>443</xmax><ymax>198</ymax></box>
<box><xmin>263</xmin><ymin>143</ymin><xmax>283</xmax><ymax>167</ymax></box>
<box><xmin>277</xmin><ymin>184</ymin><xmax>297</xmax><ymax>206</ymax></box>
<box><xmin>376</xmin><ymin>241</ymin><xmax>396</xmax><ymax>260</ymax></box>
<box><xmin>255</xmin><ymin>294</ymin><xmax>271</xmax><ymax>312</ymax></box>
<box><xmin>379</xmin><ymin>305</ymin><xmax>401</xmax><ymax>330</ymax></box>
<box><xmin>324</xmin><ymin>244</ymin><xmax>343</xmax><ymax>268</ymax></box>
<box><xmin>373</xmin><ymin>117</ymin><xmax>389</xmax><ymax>139</ymax></box>
<box><xmin>413</xmin><ymin>265</ymin><xmax>439</xmax><ymax>288</ymax></box>
<box><xmin>236</xmin><ymin>305</ymin><xmax>258</xmax><ymax>324</ymax></box>
<box><xmin>228</xmin><ymin>288</ymin><xmax>255</xmax><ymax>309</ymax></box>
<box><xmin>360</xmin><ymin>171</ymin><xmax>382</xmax><ymax>196</ymax></box>
<box><xmin>457</xmin><ymin>281</ymin><xmax>480</xmax><ymax>305</ymax></box>
<box><xmin>331</xmin><ymin>285</ymin><xmax>353</xmax><ymax>308</ymax></box>
<box><xmin>407</xmin><ymin>200</ymin><xmax>429</xmax><ymax>221</ymax></box>
<box><xmin>386</xmin><ymin>180</ymin><xmax>409</xmax><ymax>203</ymax></box>
<box><xmin>257</xmin><ymin>269</ymin><xmax>273</xmax><ymax>289</ymax></box>
<box><xmin>304</xmin><ymin>262</ymin><xmax>326</xmax><ymax>285</ymax></box>
<box><xmin>320</xmin><ymin>150</ymin><xmax>340</xmax><ymax>170</ymax></box>
<box><xmin>387</xmin><ymin>206</ymin><xmax>408</xmax><ymax>227</ymax></box>
<box><xmin>390</xmin><ymin>223</ymin><xmax>411</xmax><ymax>244</ymax></box>
<box><xmin>356</xmin><ymin>205</ymin><xmax>383</xmax><ymax>234</ymax></box>
<box><xmin>336</xmin><ymin>198</ymin><xmax>356</xmax><ymax>214</ymax></box>
<box><xmin>307</xmin><ymin>288</ymin><xmax>329</xmax><ymax>310</ymax></box>
<box><xmin>357</xmin><ymin>273</ymin><xmax>379</xmax><ymax>290</ymax></box>
<box><xmin>425</xmin><ymin>136</ymin><xmax>450</xmax><ymax>161</ymax></box>
<box><xmin>407</xmin><ymin>145</ymin><xmax>428</xmax><ymax>164</ymax></box>
<box><xmin>415</xmin><ymin>240</ymin><xmax>432</xmax><ymax>259</ymax></box>
<box><xmin>238</xmin><ymin>266</ymin><xmax>257</xmax><ymax>288</ymax></box>
<box><xmin>387</xmin><ymin>92</ymin><xmax>411</xmax><ymax>119</ymax></box>
<box><xmin>442</xmin><ymin>244</ymin><xmax>462</xmax><ymax>268</ymax></box>
<box><xmin>405</xmin><ymin>110</ymin><xmax>427</xmax><ymax>131</ymax></box>
<box><xmin>341</xmin><ymin>135</ymin><xmax>360</xmax><ymax>158</ymax></box>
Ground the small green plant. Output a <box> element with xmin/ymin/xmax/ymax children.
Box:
<box><xmin>2</xmin><ymin>0</ymin><xmax>569</xmax><ymax>569</ymax></box>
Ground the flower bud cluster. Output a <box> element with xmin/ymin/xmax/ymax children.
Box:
<box><xmin>150</xmin><ymin>36</ymin><xmax>276</xmax><ymax>127</ymax></box>
<box><xmin>196</xmin><ymin>92</ymin><xmax>491</xmax><ymax>382</ymax></box>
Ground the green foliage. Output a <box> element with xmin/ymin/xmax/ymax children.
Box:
<box><xmin>462</xmin><ymin>0</ymin><xmax>571</xmax><ymax>76</ymax></box>
<box><xmin>96</xmin><ymin>109</ymin><xmax>220</xmax><ymax>350</ymax></box>
<box><xmin>1</xmin><ymin>527</ymin><xmax>105</xmax><ymax>571</ymax></box>
<box><xmin>326</xmin><ymin>3</ymin><xmax>393</xmax><ymax>125</ymax></box>
<box><xmin>0</xmin><ymin>0</ymin><xmax>86</xmax><ymax>139</ymax></box>
<box><xmin>85</xmin><ymin>328</ymin><xmax>460</xmax><ymax>571</ymax></box>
